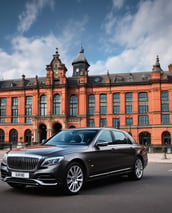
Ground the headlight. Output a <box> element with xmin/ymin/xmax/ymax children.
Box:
<box><xmin>2</xmin><ymin>153</ymin><xmax>8</xmax><ymax>165</ymax></box>
<box><xmin>41</xmin><ymin>156</ymin><xmax>64</xmax><ymax>167</ymax></box>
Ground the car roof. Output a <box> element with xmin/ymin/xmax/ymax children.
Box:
<box><xmin>64</xmin><ymin>127</ymin><xmax>124</xmax><ymax>132</ymax></box>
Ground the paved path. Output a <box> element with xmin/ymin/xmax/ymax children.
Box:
<box><xmin>148</xmin><ymin>153</ymin><xmax>172</xmax><ymax>163</ymax></box>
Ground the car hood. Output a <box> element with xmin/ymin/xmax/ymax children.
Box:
<box><xmin>7</xmin><ymin>144</ymin><xmax>88</xmax><ymax>157</ymax></box>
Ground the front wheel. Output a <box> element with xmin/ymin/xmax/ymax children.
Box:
<box><xmin>130</xmin><ymin>157</ymin><xmax>144</xmax><ymax>180</ymax></box>
<box><xmin>63</xmin><ymin>162</ymin><xmax>85</xmax><ymax>195</ymax></box>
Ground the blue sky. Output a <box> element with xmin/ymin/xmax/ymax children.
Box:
<box><xmin>0</xmin><ymin>0</ymin><xmax>172</xmax><ymax>80</ymax></box>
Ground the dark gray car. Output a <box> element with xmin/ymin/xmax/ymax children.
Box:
<box><xmin>1</xmin><ymin>128</ymin><xmax>148</xmax><ymax>195</ymax></box>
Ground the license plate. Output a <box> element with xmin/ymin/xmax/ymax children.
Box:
<box><xmin>11</xmin><ymin>172</ymin><xmax>29</xmax><ymax>179</ymax></box>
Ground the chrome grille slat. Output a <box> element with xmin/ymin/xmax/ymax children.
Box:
<box><xmin>7</xmin><ymin>157</ymin><xmax>39</xmax><ymax>171</ymax></box>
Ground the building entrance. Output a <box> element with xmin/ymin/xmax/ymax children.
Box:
<box><xmin>39</xmin><ymin>124</ymin><xmax>47</xmax><ymax>143</ymax></box>
<box><xmin>52</xmin><ymin>122</ymin><xmax>62</xmax><ymax>135</ymax></box>
<box><xmin>139</xmin><ymin>132</ymin><xmax>151</xmax><ymax>146</ymax></box>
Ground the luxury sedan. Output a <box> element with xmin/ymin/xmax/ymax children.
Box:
<box><xmin>1</xmin><ymin>128</ymin><xmax>148</xmax><ymax>195</ymax></box>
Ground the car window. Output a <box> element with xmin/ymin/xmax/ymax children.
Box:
<box><xmin>126</xmin><ymin>132</ymin><xmax>137</xmax><ymax>144</ymax></box>
<box><xmin>45</xmin><ymin>130</ymin><xmax>99</xmax><ymax>145</ymax></box>
<box><xmin>97</xmin><ymin>131</ymin><xmax>112</xmax><ymax>143</ymax></box>
<box><xmin>112</xmin><ymin>131</ymin><xmax>127</xmax><ymax>144</ymax></box>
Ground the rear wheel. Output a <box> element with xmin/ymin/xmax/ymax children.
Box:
<box><xmin>130</xmin><ymin>157</ymin><xmax>144</xmax><ymax>180</ymax></box>
<box><xmin>63</xmin><ymin>162</ymin><xmax>84</xmax><ymax>195</ymax></box>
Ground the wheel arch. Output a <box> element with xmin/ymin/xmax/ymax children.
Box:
<box><xmin>66</xmin><ymin>158</ymin><xmax>89</xmax><ymax>180</ymax></box>
<box><xmin>136</xmin><ymin>154</ymin><xmax>145</xmax><ymax>168</ymax></box>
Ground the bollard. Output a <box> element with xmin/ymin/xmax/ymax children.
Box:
<box><xmin>162</xmin><ymin>146</ymin><xmax>167</xmax><ymax>159</ymax></box>
<box><xmin>9</xmin><ymin>142</ymin><xmax>12</xmax><ymax>151</ymax></box>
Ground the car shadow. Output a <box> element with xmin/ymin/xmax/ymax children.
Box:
<box><xmin>3</xmin><ymin>175</ymin><xmax>151</xmax><ymax>197</ymax></box>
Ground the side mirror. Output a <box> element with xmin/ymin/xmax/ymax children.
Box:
<box><xmin>96</xmin><ymin>140</ymin><xmax>109</xmax><ymax>147</ymax></box>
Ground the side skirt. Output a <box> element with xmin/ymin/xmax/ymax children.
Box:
<box><xmin>89</xmin><ymin>167</ymin><xmax>132</xmax><ymax>179</ymax></box>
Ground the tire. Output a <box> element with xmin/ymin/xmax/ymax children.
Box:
<box><xmin>63</xmin><ymin>162</ymin><xmax>85</xmax><ymax>195</ymax></box>
<box><xmin>130</xmin><ymin>157</ymin><xmax>144</xmax><ymax>180</ymax></box>
<box><xmin>8</xmin><ymin>183</ymin><xmax>26</xmax><ymax>190</ymax></box>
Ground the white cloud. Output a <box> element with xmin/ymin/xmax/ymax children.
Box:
<box><xmin>112</xmin><ymin>0</ymin><xmax>125</xmax><ymax>10</ymax></box>
<box><xmin>96</xmin><ymin>0</ymin><xmax>172</xmax><ymax>75</ymax></box>
<box><xmin>17</xmin><ymin>0</ymin><xmax>55</xmax><ymax>33</ymax></box>
<box><xmin>0</xmin><ymin>16</ymin><xmax>88</xmax><ymax>80</ymax></box>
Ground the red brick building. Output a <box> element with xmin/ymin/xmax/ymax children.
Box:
<box><xmin>0</xmin><ymin>48</ymin><xmax>172</xmax><ymax>150</ymax></box>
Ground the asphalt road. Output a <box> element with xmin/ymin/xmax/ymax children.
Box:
<box><xmin>0</xmin><ymin>163</ymin><xmax>172</xmax><ymax>213</ymax></box>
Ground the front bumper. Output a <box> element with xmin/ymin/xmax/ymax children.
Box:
<box><xmin>1</xmin><ymin>163</ymin><xmax>64</xmax><ymax>187</ymax></box>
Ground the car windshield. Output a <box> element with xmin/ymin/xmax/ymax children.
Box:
<box><xmin>45</xmin><ymin>129</ymin><xmax>99</xmax><ymax>146</ymax></box>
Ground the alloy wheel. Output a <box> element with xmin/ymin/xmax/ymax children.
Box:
<box><xmin>66</xmin><ymin>164</ymin><xmax>84</xmax><ymax>194</ymax></box>
<box><xmin>135</xmin><ymin>158</ymin><xmax>143</xmax><ymax>179</ymax></box>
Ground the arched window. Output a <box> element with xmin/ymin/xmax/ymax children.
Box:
<box><xmin>70</xmin><ymin>95</ymin><xmax>77</xmax><ymax>117</ymax></box>
<box><xmin>0</xmin><ymin>129</ymin><xmax>5</xmax><ymax>142</ymax></box>
<box><xmin>40</xmin><ymin>95</ymin><xmax>47</xmax><ymax>116</ymax></box>
<box><xmin>162</xmin><ymin>131</ymin><xmax>171</xmax><ymax>145</ymax></box>
<box><xmin>25</xmin><ymin>129</ymin><xmax>32</xmax><ymax>145</ymax></box>
<box><xmin>88</xmin><ymin>94</ymin><xmax>95</xmax><ymax>115</ymax></box>
<box><xmin>100</xmin><ymin>94</ymin><xmax>107</xmax><ymax>115</ymax></box>
<box><xmin>9</xmin><ymin>129</ymin><xmax>18</xmax><ymax>145</ymax></box>
<box><xmin>53</xmin><ymin>94</ymin><xmax>61</xmax><ymax>115</ymax></box>
<box><xmin>139</xmin><ymin>132</ymin><xmax>151</xmax><ymax>146</ymax></box>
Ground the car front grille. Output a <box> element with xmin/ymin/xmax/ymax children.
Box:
<box><xmin>7</xmin><ymin>156</ymin><xmax>40</xmax><ymax>171</ymax></box>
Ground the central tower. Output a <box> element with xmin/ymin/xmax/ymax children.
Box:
<box><xmin>72</xmin><ymin>47</ymin><xmax>90</xmax><ymax>76</ymax></box>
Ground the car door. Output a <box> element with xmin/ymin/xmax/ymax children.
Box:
<box><xmin>88</xmin><ymin>130</ymin><xmax>116</xmax><ymax>176</ymax></box>
<box><xmin>111</xmin><ymin>130</ymin><xmax>135</xmax><ymax>170</ymax></box>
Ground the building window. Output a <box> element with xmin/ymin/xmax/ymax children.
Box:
<box><xmin>161</xmin><ymin>91</ymin><xmax>168</xmax><ymax>101</ymax></box>
<box><xmin>100</xmin><ymin>118</ymin><xmax>107</xmax><ymax>127</ymax></box>
<box><xmin>25</xmin><ymin>96</ymin><xmax>32</xmax><ymax>124</ymax></box>
<box><xmin>53</xmin><ymin>94</ymin><xmax>61</xmax><ymax>115</ymax></box>
<box><xmin>125</xmin><ymin>92</ymin><xmax>133</xmax><ymax>114</ymax></box>
<box><xmin>161</xmin><ymin>103</ymin><xmax>169</xmax><ymax>112</ymax></box>
<box><xmin>126</xmin><ymin>117</ymin><xmax>133</xmax><ymax>126</ymax></box>
<box><xmin>139</xmin><ymin>92</ymin><xmax>148</xmax><ymax>102</ymax></box>
<box><xmin>161</xmin><ymin>91</ymin><xmax>169</xmax><ymax>124</ymax></box>
<box><xmin>70</xmin><ymin>95</ymin><xmax>77</xmax><ymax>117</ymax></box>
<box><xmin>113</xmin><ymin>118</ymin><xmax>120</xmax><ymax>129</ymax></box>
<box><xmin>88</xmin><ymin>94</ymin><xmax>95</xmax><ymax>115</ymax></box>
<box><xmin>139</xmin><ymin>92</ymin><xmax>148</xmax><ymax>114</ymax></box>
<box><xmin>113</xmin><ymin>93</ymin><xmax>120</xmax><ymax>102</ymax></box>
<box><xmin>138</xmin><ymin>115</ymin><xmax>149</xmax><ymax>126</ymax></box>
<box><xmin>113</xmin><ymin>93</ymin><xmax>120</xmax><ymax>114</ymax></box>
<box><xmin>40</xmin><ymin>95</ymin><xmax>47</xmax><ymax>116</ymax></box>
<box><xmin>161</xmin><ymin>114</ymin><xmax>170</xmax><ymax>124</ymax></box>
<box><xmin>100</xmin><ymin>94</ymin><xmax>107</xmax><ymax>115</ymax></box>
<box><xmin>0</xmin><ymin>98</ymin><xmax>6</xmax><ymax>123</ymax></box>
<box><xmin>12</xmin><ymin>97</ymin><xmax>18</xmax><ymax>123</ymax></box>
<box><xmin>125</xmin><ymin>92</ymin><xmax>133</xmax><ymax>102</ymax></box>
<box><xmin>126</xmin><ymin>105</ymin><xmax>133</xmax><ymax>114</ymax></box>
<box><xmin>139</xmin><ymin>105</ymin><xmax>148</xmax><ymax>113</ymax></box>
<box><xmin>113</xmin><ymin>105</ymin><xmax>120</xmax><ymax>114</ymax></box>
<box><xmin>89</xmin><ymin>119</ymin><xmax>95</xmax><ymax>127</ymax></box>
